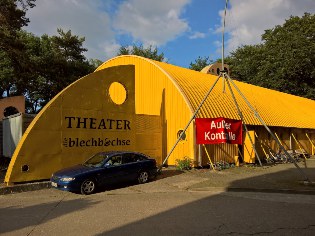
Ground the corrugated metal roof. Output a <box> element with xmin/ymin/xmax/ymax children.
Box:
<box><xmin>98</xmin><ymin>55</ymin><xmax>315</xmax><ymax>129</ymax></box>
<box><xmin>151</xmin><ymin>59</ymin><xmax>315</xmax><ymax>129</ymax></box>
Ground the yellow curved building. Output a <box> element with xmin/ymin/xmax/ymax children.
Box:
<box><xmin>4</xmin><ymin>55</ymin><xmax>315</xmax><ymax>184</ymax></box>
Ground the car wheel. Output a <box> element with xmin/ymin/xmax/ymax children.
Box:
<box><xmin>80</xmin><ymin>179</ymin><xmax>96</xmax><ymax>195</ymax></box>
<box><xmin>138</xmin><ymin>171</ymin><xmax>149</xmax><ymax>184</ymax></box>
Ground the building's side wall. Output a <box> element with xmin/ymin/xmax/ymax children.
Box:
<box><xmin>5</xmin><ymin>66</ymin><xmax>140</xmax><ymax>183</ymax></box>
<box><xmin>200</xmin><ymin>143</ymin><xmax>238</xmax><ymax>166</ymax></box>
<box><xmin>98</xmin><ymin>57</ymin><xmax>194</xmax><ymax>165</ymax></box>
<box><xmin>135</xmin><ymin>114</ymin><xmax>162</xmax><ymax>164</ymax></box>
<box><xmin>252</xmin><ymin>126</ymin><xmax>315</xmax><ymax>160</ymax></box>
<box><xmin>201</xmin><ymin>126</ymin><xmax>315</xmax><ymax>165</ymax></box>
<box><xmin>0</xmin><ymin>96</ymin><xmax>25</xmax><ymax>120</ymax></box>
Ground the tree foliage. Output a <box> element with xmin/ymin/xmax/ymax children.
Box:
<box><xmin>0</xmin><ymin>0</ymin><xmax>35</xmax><ymax>97</ymax></box>
<box><xmin>189</xmin><ymin>56</ymin><xmax>213</xmax><ymax>71</ymax></box>
<box><xmin>0</xmin><ymin>0</ymin><xmax>99</xmax><ymax>113</ymax></box>
<box><xmin>226</xmin><ymin>13</ymin><xmax>315</xmax><ymax>99</ymax></box>
<box><xmin>19</xmin><ymin>29</ymin><xmax>95</xmax><ymax>113</ymax></box>
<box><xmin>117</xmin><ymin>44</ymin><xmax>166</xmax><ymax>62</ymax></box>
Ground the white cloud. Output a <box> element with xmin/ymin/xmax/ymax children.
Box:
<box><xmin>102</xmin><ymin>41</ymin><xmax>122</xmax><ymax>59</ymax></box>
<box><xmin>24</xmin><ymin>0</ymin><xmax>192</xmax><ymax>61</ymax></box>
<box><xmin>189</xmin><ymin>31</ymin><xmax>206</xmax><ymax>39</ymax></box>
<box><xmin>113</xmin><ymin>0</ymin><xmax>191</xmax><ymax>46</ymax></box>
<box><xmin>218</xmin><ymin>0</ymin><xmax>315</xmax><ymax>54</ymax></box>
<box><xmin>24</xmin><ymin>0</ymin><xmax>117</xmax><ymax>61</ymax></box>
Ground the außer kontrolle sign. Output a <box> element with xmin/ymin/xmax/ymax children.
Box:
<box><xmin>196</xmin><ymin>117</ymin><xmax>242</xmax><ymax>144</ymax></box>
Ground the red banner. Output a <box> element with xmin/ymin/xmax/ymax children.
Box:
<box><xmin>196</xmin><ymin>117</ymin><xmax>242</xmax><ymax>144</ymax></box>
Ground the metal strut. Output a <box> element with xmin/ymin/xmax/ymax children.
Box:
<box><xmin>224</xmin><ymin>74</ymin><xmax>262</xmax><ymax>166</ymax></box>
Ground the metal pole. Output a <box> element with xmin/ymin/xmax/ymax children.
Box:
<box><xmin>221</xmin><ymin>0</ymin><xmax>229</xmax><ymax>93</ymax></box>
<box><xmin>198</xmin><ymin>144</ymin><xmax>202</xmax><ymax>167</ymax></box>
<box><xmin>203</xmin><ymin>144</ymin><xmax>215</xmax><ymax>171</ymax></box>
<box><xmin>161</xmin><ymin>73</ymin><xmax>223</xmax><ymax>167</ymax></box>
<box><xmin>291</xmin><ymin>133</ymin><xmax>308</xmax><ymax>161</ymax></box>
<box><xmin>306</xmin><ymin>133</ymin><xmax>315</xmax><ymax>155</ymax></box>
<box><xmin>225</xmin><ymin>77</ymin><xmax>262</xmax><ymax>166</ymax></box>
<box><xmin>226</xmin><ymin>74</ymin><xmax>310</xmax><ymax>182</ymax></box>
<box><xmin>221</xmin><ymin>0</ymin><xmax>228</xmax><ymax>71</ymax></box>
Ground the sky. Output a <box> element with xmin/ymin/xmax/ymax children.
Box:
<box><xmin>24</xmin><ymin>0</ymin><xmax>315</xmax><ymax>68</ymax></box>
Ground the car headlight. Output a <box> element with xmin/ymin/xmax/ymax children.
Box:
<box><xmin>60</xmin><ymin>177</ymin><xmax>75</xmax><ymax>182</ymax></box>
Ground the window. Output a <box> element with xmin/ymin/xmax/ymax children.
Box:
<box><xmin>123</xmin><ymin>153</ymin><xmax>146</xmax><ymax>163</ymax></box>
<box><xmin>84</xmin><ymin>153</ymin><xmax>108</xmax><ymax>167</ymax></box>
<box><xmin>109</xmin><ymin>82</ymin><xmax>127</xmax><ymax>105</ymax></box>
<box><xmin>177</xmin><ymin>130</ymin><xmax>186</xmax><ymax>141</ymax></box>
<box><xmin>123</xmin><ymin>153</ymin><xmax>136</xmax><ymax>164</ymax></box>
<box><xmin>110</xmin><ymin>155</ymin><xmax>122</xmax><ymax>166</ymax></box>
<box><xmin>135</xmin><ymin>154</ymin><xmax>145</xmax><ymax>161</ymax></box>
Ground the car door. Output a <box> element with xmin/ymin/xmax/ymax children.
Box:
<box><xmin>98</xmin><ymin>154</ymin><xmax>124</xmax><ymax>185</ymax></box>
<box><xmin>120</xmin><ymin>153</ymin><xmax>142</xmax><ymax>181</ymax></box>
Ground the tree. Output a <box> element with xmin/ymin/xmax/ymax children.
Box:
<box><xmin>189</xmin><ymin>56</ymin><xmax>213</xmax><ymax>71</ymax></box>
<box><xmin>117</xmin><ymin>44</ymin><xmax>166</xmax><ymax>62</ymax></box>
<box><xmin>223</xmin><ymin>44</ymin><xmax>266</xmax><ymax>84</ymax></box>
<box><xmin>20</xmin><ymin>29</ymin><xmax>95</xmax><ymax>113</ymax></box>
<box><xmin>89</xmin><ymin>58</ymin><xmax>103</xmax><ymax>70</ymax></box>
<box><xmin>0</xmin><ymin>1</ymin><xmax>99</xmax><ymax>112</ymax></box>
<box><xmin>0</xmin><ymin>0</ymin><xmax>35</xmax><ymax>97</ymax></box>
<box><xmin>226</xmin><ymin>13</ymin><xmax>315</xmax><ymax>99</ymax></box>
<box><xmin>0</xmin><ymin>50</ymin><xmax>15</xmax><ymax>96</ymax></box>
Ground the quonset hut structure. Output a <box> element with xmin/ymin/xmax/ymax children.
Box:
<box><xmin>5</xmin><ymin>55</ymin><xmax>315</xmax><ymax>184</ymax></box>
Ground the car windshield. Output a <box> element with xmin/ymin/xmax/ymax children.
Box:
<box><xmin>83</xmin><ymin>153</ymin><xmax>108</xmax><ymax>167</ymax></box>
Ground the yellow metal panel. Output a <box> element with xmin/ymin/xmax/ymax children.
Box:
<box><xmin>146</xmin><ymin>60</ymin><xmax>315</xmax><ymax>129</ymax></box>
<box><xmin>97</xmin><ymin>56</ymin><xmax>194</xmax><ymax>165</ymax></box>
<box><xmin>244</xmin><ymin>131</ymin><xmax>256</xmax><ymax>163</ymax></box>
<box><xmin>202</xmin><ymin>143</ymin><xmax>238</xmax><ymax>165</ymax></box>
<box><xmin>135</xmin><ymin>115</ymin><xmax>162</xmax><ymax>164</ymax></box>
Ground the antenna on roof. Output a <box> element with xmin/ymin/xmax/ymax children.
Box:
<box><xmin>221</xmin><ymin>0</ymin><xmax>228</xmax><ymax>72</ymax></box>
<box><xmin>221</xmin><ymin>0</ymin><xmax>229</xmax><ymax>93</ymax></box>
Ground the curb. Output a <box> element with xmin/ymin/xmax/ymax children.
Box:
<box><xmin>189</xmin><ymin>186</ymin><xmax>315</xmax><ymax>195</ymax></box>
<box><xmin>0</xmin><ymin>181</ymin><xmax>51</xmax><ymax>195</ymax></box>
<box><xmin>2</xmin><ymin>182</ymin><xmax>315</xmax><ymax>195</ymax></box>
<box><xmin>227</xmin><ymin>187</ymin><xmax>315</xmax><ymax>195</ymax></box>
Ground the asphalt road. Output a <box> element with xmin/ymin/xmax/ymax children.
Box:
<box><xmin>1</xmin><ymin>172</ymin><xmax>315</xmax><ymax>236</ymax></box>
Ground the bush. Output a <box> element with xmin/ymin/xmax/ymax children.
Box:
<box><xmin>175</xmin><ymin>157</ymin><xmax>193</xmax><ymax>170</ymax></box>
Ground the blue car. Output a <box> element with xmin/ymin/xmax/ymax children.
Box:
<box><xmin>50</xmin><ymin>151</ymin><xmax>158</xmax><ymax>194</ymax></box>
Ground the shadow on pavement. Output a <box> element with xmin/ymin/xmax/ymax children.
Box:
<box><xmin>156</xmin><ymin>168</ymin><xmax>184</xmax><ymax>180</ymax></box>
<box><xmin>226</xmin><ymin>167</ymin><xmax>315</xmax><ymax>193</ymax></box>
<box><xmin>95</xmin><ymin>168</ymin><xmax>184</xmax><ymax>194</ymax></box>
<box><xmin>2</xmin><ymin>162</ymin><xmax>315</xmax><ymax>235</ymax></box>
<box><xmin>94</xmin><ymin>166</ymin><xmax>315</xmax><ymax>235</ymax></box>
<box><xmin>0</xmin><ymin>197</ymin><xmax>100</xmax><ymax>235</ymax></box>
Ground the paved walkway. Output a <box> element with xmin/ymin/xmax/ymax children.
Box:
<box><xmin>1</xmin><ymin>157</ymin><xmax>315</xmax><ymax>195</ymax></box>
